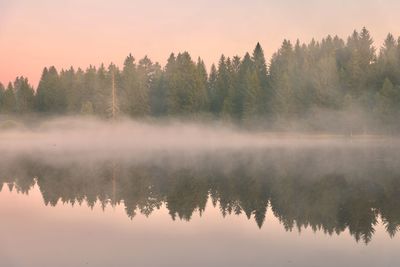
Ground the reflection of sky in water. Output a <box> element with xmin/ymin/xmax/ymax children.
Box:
<box><xmin>1</xmin><ymin>144</ymin><xmax>400</xmax><ymax>267</ymax></box>
<box><xmin>0</xmin><ymin>184</ymin><xmax>399</xmax><ymax>267</ymax></box>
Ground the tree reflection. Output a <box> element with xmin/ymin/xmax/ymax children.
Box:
<box><xmin>1</xmin><ymin>148</ymin><xmax>400</xmax><ymax>244</ymax></box>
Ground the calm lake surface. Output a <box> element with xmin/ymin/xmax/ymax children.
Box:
<box><xmin>1</xmin><ymin>144</ymin><xmax>400</xmax><ymax>267</ymax></box>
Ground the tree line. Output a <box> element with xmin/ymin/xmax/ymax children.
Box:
<box><xmin>1</xmin><ymin>28</ymin><xmax>400</xmax><ymax>128</ymax></box>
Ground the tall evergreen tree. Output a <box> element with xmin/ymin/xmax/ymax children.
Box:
<box><xmin>2</xmin><ymin>82</ymin><xmax>16</xmax><ymax>113</ymax></box>
<box><xmin>82</xmin><ymin>65</ymin><xmax>97</xmax><ymax>113</ymax></box>
<box><xmin>134</xmin><ymin>56</ymin><xmax>158</xmax><ymax>116</ymax></box>
<box><xmin>270</xmin><ymin>40</ymin><xmax>297</xmax><ymax>118</ymax></box>
<box><xmin>149</xmin><ymin>69</ymin><xmax>166</xmax><ymax>116</ymax></box>
<box><xmin>166</xmin><ymin>52</ymin><xmax>206</xmax><ymax>114</ymax></box>
<box><xmin>121</xmin><ymin>53</ymin><xmax>138</xmax><ymax>115</ymax></box>
<box><xmin>14</xmin><ymin>76</ymin><xmax>34</xmax><ymax>113</ymax></box>
<box><xmin>60</xmin><ymin>67</ymin><xmax>81</xmax><ymax>113</ymax></box>
<box><xmin>36</xmin><ymin>66</ymin><xmax>65</xmax><ymax>113</ymax></box>
<box><xmin>0</xmin><ymin>83</ymin><xmax>4</xmax><ymax>112</ymax></box>
<box><xmin>374</xmin><ymin>78</ymin><xmax>400</xmax><ymax>130</ymax></box>
<box><xmin>377</xmin><ymin>34</ymin><xmax>399</xmax><ymax>85</ymax></box>
<box><xmin>214</xmin><ymin>55</ymin><xmax>234</xmax><ymax>116</ymax></box>
<box><xmin>252</xmin><ymin>43</ymin><xmax>270</xmax><ymax>114</ymax></box>
<box><xmin>208</xmin><ymin>64</ymin><xmax>218</xmax><ymax>114</ymax></box>
<box><xmin>196</xmin><ymin>57</ymin><xmax>209</xmax><ymax>113</ymax></box>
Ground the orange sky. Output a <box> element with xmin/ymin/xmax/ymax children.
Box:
<box><xmin>1</xmin><ymin>0</ymin><xmax>400</xmax><ymax>87</ymax></box>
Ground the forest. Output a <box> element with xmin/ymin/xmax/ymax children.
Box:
<box><xmin>1</xmin><ymin>28</ymin><xmax>400</xmax><ymax>131</ymax></box>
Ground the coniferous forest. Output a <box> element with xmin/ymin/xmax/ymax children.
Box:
<box><xmin>1</xmin><ymin>28</ymin><xmax>400</xmax><ymax>131</ymax></box>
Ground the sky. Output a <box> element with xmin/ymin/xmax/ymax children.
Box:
<box><xmin>1</xmin><ymin>0</ymin><xmax>400</xmax><ymax>87</ymax></box>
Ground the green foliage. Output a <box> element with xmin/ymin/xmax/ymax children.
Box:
<box><xmin>165</xmin><ymin>52</ymin><xmax>207</xmax><ymax>114</ymax></box>
<box><xmin>121</xmin><ymin>54</ymin><xmax>164</xmax><ymax>117</ymax></box>
<box><xmin>208</xmin><ymin>64</ymin><xmax>218</xmax><ymax>114</ymax></box>
<box><xmin>14</xmin><ymin>77</ymin><xmax>35</xmax><ymax>113</ymax></box>
<box><xmin>61</xmin><ymin>67</ymin><xmax>80</xmax><ymax>113</ymax></box>
<box><xmin>214</xmin><ymin>55</ymin><xmax>234</xmax><ymax>117</ymax></box>
<box><xmin>2</xmin><ymin>28</ymin><xmax>400</xmax><ymax>130</ymax></box>
<box><xmin>36</xmin><ymin>67</ymin><xmax>65</xmax><ymax>113</ymax></box>
<box><xmin>374</xmin><ymin>78</ymin><xmax>400</xmax><ymax>127</ymax></box>
<box><xmin>2</xmin><ymin>83</ymin><xmax>16</xmax><ymax>113</ymax></box>
<box><xmin>0</xmin><ymin>83</ymin><xmax>4</xmax><ymax>111</ymax></box>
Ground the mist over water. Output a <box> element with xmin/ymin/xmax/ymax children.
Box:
<box><xmin>2</xmin><ymin>117</ymin><xmax>400</xmax><ymax>267</ymax></box>
<box><xmin>1</xmin><ymin>116</ymin><xmax>398</xmax><ymax>164</ymax></box>
<box><xmin>3</xmin><ymin>0</ymin><xmax>400</xmax><ymax>265</ymax></box>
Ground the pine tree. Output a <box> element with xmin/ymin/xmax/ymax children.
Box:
<box><xmin>270</xmin><ymin>40</ymin><xmax>296</xmax><ymax>118</ymax></box>
<box><xmin>252</xmin><ymin>42</ymin><xmax>269</xmax><ymax>114</ymax></box>
<box><xmin>341</xmin><ymin>28</ymin><xmax>375</xmax><ymax>97</ymax></box>
<box><xmin>121</xmin><ymin>53</ymin><xmax>138</xmax><ymax>115</ymax></box>
<box><xmin>377</xmin><ymin>33</ymin><xmax>399</xmax><ymax>85</ymax></box>
<box><xmin>14</xmin><ymin>76</ymin><xmax>34</xmax><ymax>113</ymax></box>
<box><xmin>61</xmin><ymin>67</ymin><xmax>81</xmax><ymax>113</ymax></box>
<box><xmin>81</xmin><ymin>65</ymin><xmax>97</xmax><ymax>113</ymax></box>
<box><xmin>234</xmin><ymin>53</ymin><xmax>252</xmax><ymax>119</ymax></box>
<box><xmin>166</xmin><ymin>52</ymin><xmax>205</xmax><ymax>114</ymax></box>
<box><xmin>375</xmin><ymin>78</ymin><xmax>398</xmax><ymax>113</ymax></box>
<box><xmin>359</xmin><ymin>27</ymin><xmax>376</xmax><ymax>68</ymax></box>
<box><xmin>73</xmin><ymin>68</ymin><xmax>85</xmax><ymax>113</ymax></box>
<box><xmin>208</xmin><ymin>64</ymin><xmax>218</xmax><ymax>114</ymax></box>
<box><xmin>196</xmin><ymin>57</ymin><xmax>209</xmax><ymax>112</ymax></box>
<box><xmin>214</xmin><ymin>55</ymin><xmax>234</xmax><ymax>116</ymax></box>
<box><xmin>133</xmin><ymin>56</ymin><xmax>156</xmax><ymax>116</ymax></box>
<box><xmin>2</xmin><ymin>82</ymin><xmax>16</xmax><ymax>113</ymax></box>
<box><xmin>149</xmin><ymin>69</ymin><xmax>166</xmax><ymax>116</ymax></box>
<box><xmin>0</xmin><ymin>83</ymin><xmax>4</xmax><ymax>112</ymax></box>
<box><xmin>36</xmin><ymin>66</ymin><xmax>65</xmax><ymax>113</ymax></box>
<box><xmin>94</xmin><ymin>63</ymin><xmax>110</xmax><ymax>116</ymax></box>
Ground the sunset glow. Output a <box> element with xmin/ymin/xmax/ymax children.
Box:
<box><xmin>1</xmin><ymin>0</ymin><xmax>400</xmax><ymax>86</ymax></box>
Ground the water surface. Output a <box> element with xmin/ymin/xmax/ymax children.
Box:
<box><xmin>1</xmin><ymin>142</ymin><xmax>400</xmax><ymax>267</ymax></box>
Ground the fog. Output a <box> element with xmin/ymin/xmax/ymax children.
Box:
<box><xmin>2</xmin><ymin>116</ymin><xmax>400</xmax><ymax>245</ymax></box>
<box><xmin>0</xmin><ymin>116</ymin><xmax>398</xmax><ymax>165</ymax></box>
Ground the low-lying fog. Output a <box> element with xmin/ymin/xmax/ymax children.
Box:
<box><xmin>1</xmin><ymin>116</ymin><xmax>398</xmax><ymax>164</ymax></box>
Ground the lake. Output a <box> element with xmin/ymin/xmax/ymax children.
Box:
<box><xmin>1</xmin><ymin>139</ymin><xmax>400</xmax><ymax>267</ymax></box>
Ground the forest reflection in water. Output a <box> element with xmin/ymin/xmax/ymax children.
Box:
<box><xmin>1</xmin><ymin>145</ymin><xmax>400</xmax><ymax>244</ymax></box>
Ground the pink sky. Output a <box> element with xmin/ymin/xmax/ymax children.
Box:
<box><xmin>2</xmin><ymin>183</ymin><xmax>400</xmax><ymax>267</ymax></box>
<box><xmin>1</xmin><ymin>0</ymin><xmax>400</xmax><ymax>87</ymax></box>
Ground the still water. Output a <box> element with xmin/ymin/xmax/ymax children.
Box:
<box><xmin>1</xmin><ymin>145</ymin><xmax>400</xmax><ymax>267</ymax></box>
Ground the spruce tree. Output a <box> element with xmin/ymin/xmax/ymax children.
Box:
<box><xmin>378</xmin><ymin>34</ymin><xmax>399</xmax><ymax>85</ymax></box>
<box><xmin>14</xmin><ymin>76</ymin><xmax>34</xmax><ymax>113</ymax></box>
<box><xmin>215</xmin><ymin>55</ymin><xmax>234</xmax><ymax>117</ymax></box>
<box><xmin>252</xmin><ymin>43</ymin><xmax>269</xmax><ymax>114</ymax></box>
<box><xmin>36</xmin><ymin>66</ymin><xmax>64</xmax><ymax>113</ymax></box>
<box><xmin>208</xmin><ymin>64</ymin><xmax>218</xmax><ymax>114</ymax></box>
<box><xmin>0</xmin><ymin>83</ymin><xmax>4</xmax><ymax>112</ymax></box>
<box><xmin>166</xmin><ymin>52</ymin><xmax>205</xmax><ymax>114</ymax></box>
<box><xmin>196</xmin><ymin>57</ymin><xmax>209</xmax><ymax>112</ymax></box>
<box><xmin>82</xmin><ymin>65</ymin><xmax>97</xmax><ymax>113</ymax></box>
<box><xmin>121</xmin><ymin>54</ymin><xmax>138</xmax><ymax>115</ymax></box>
<box><xmin>2</xmin><ymin>82</ymin><xmax>16</xmax><ymax>113</ymax></box>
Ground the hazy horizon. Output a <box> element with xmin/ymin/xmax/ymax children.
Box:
<box><xmin>3</xmin><ymin>2</ymin><xmax>400</xmax><ymax>266</ymax></box>
<box><xmin>1</xmin><ymin>0</ymin><xmax>400</xmax><ymax>86</ymax></box>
